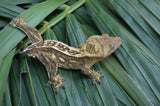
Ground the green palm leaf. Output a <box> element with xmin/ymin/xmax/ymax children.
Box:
<box><xmin>0</xmin><ymin>0</ymin><xmax>160</xmax><ymax>105</ymax></box>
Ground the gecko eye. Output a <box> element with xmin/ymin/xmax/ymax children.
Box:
<box><xmin>111</xmin><ymin>44</ymin><xmax>115</xmax><ymax>50</ymax></box>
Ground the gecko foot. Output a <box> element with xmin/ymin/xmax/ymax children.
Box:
<box><xmin>81</xmin><ymin>69</ymin><xmax>104</xmax><ymax>85</ymax></box>
<box><xmin>46</xmin><ymin>75</ymin><xmax>65</xmax><ymax>93</ymax></box>
<box><xmin>90</xmin><ymin>71</ymin><xmax>104</xmax><ymax>85</ymax></box>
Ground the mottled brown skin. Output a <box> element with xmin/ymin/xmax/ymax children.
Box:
<box><xmin>10</xmin><ymin>16</ymin><xmax>122</xmax><ymax>93</ymax></box>
<box><xmin>9</xmin><ymin>16</ymin><xmax>43</xmax><ymax>43</ymax></box>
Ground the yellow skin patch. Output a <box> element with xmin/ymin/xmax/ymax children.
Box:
<box><xmin>10</xmin><ymin>16</ymin><xmax>121</xmax><ymax>93</ymax></box>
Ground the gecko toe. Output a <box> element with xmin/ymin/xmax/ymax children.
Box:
<box><xmin>45</xmin><ymin>81</ymin><xmax>51</xmax><ymax>87</ymax></box>
<box><xmin>97</xmin><ymin>80</ymin><xmax>101</xmax><ymax>84</ymax></box>
<box><xmin>92</xmin><ymin>79</ymin><xmax>96</xmax><ymax>85</ymax></box>
<box><xmin>9</xmin><ymin>23</ymin><xmax>15</xmax><ymax>27</ymax></box>
<box><xmin>62</xmin><ymin>78</ymin><xmax>65</xmax><ymax>81</ymax></box>
<box><xmin>55</xmin><ymin>87</ymin><xmax>59</xmax><ymax>94</ymax></box>
<box><xmin>101</xmin><ymin>75</ymin><xmax>104</xmax><ymax>78</ymax></box>
<box><xmin>62</xmin><ymin>84</ymin><xmax>65</xmax><ymax>89</ymax></box>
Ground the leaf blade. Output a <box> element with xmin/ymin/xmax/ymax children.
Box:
<box><xmin>0</xmin><ymin>0</ymin><xmax>68</xmax><ymax>60</ymax></box>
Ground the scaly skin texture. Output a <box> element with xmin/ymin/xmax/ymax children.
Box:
<box><xmin>9</xmin><ymin>16</ymin><xmax>43</xmax><ymax>43</ymax></box>
<box><xmin>10</xmin><ymin>16</ymin><xmax>122</xmax><ymax>93</ymax></box>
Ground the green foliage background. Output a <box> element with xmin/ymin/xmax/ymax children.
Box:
<box><xmin>0</xmin><ymin>0</ymin><xmax>160</xmax><ymax>105</ymax></box>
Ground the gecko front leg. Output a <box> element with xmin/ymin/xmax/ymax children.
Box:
<box><xmin>81</xmin><ymin>67</ymin><xmax>104</xmax><ymax>84</ymax></box>
<box><xmin>34</xmin><ymin>52</ymin><xmax>65</xmax><ymax>93</ymax></box>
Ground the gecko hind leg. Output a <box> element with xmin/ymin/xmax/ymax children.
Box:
<box><xmin>36</xmin><ymin>52</ymin><xmax>65</xmax><ymax>93</ymax></box>
<box><xmin>81</xmin><ymin>68</ymin><xmax>104</xmax><ymax>84</ymax></box>
<box><xmin>44</xmin><ymin>62</ymin><xmax>65</xmax><ymax>93</ymax></box>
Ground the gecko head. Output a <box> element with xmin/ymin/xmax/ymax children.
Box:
<box><xmin>80</xmin><ymin>34</ymin><xmax>121</xmax><ymax>57</ymax></box>
<box><xmin>12</xmin><ymin>16</ymin><xmax>27</xmax><ymax>26</ymax></box>
<box><xmin>97</xmin><ymin>34</ymin><xmax>121</xmax><ymax>57</ymax></box>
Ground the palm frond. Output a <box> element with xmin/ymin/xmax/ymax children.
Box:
<box><xmin>0</xmin><ymin>0</ymin><xmax>160</xmax><ymax>105</ymax></box>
